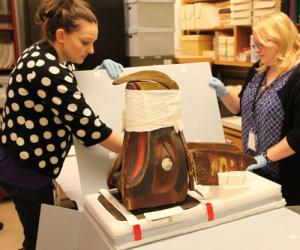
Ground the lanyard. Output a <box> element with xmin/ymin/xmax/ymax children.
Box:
<box><xmin>251</xmin><ymin>70</ymin><xmax>268</xmax><ymax>115</ymax></box>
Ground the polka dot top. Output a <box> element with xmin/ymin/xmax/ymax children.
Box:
<box><xmin>0</xmin><ymin>41</ymin><xmax>112</xmax><ymax>178</ymax></box>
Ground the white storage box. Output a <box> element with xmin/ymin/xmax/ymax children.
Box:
<box><xmin>253</xmin><ymin>0</ymin><xmax>276</xmax><ymax>9</ymax></box>
<box><xmin>124</xmin><ymin>0</ymin><xmax>175</xmax><ymax>28</ymax></box>
<box><xmin>231</xmin><ymin>10</ymin><xmax>252</xmax><ymax>18</ymax></box>
<box><xmin>194</xmin><ymin>3</ymin><xmax>219</xmax><ymax>29</ymax></box>
<box><xmin>84</xmin><ymin>172</ymin><xmax>285</xmax><ymax>249</ymax></box>
<box><xmin>226</xmin><ymin>36</ymin><xmax>234</xmax><ymax>45</ymax></box>
<box><xmin>230</xmin><ymin>2</ymin><xmax>252</xmax><ymax>11</ymax></box>
<box><xmin>185</xmin><ymin>4</ymin><xmax>195</xmax><ymax>30</ymax></box>
<box><xmin>128</xmin><ymin>55</ymin><xmax>175</xmax><ymax>66</ymax></box>
<box><xmin>126</xmin><ymin>27</ymin><xmax>174</xmax><ymax>56</ymax></box>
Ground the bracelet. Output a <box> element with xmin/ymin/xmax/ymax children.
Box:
<box><xmin>262</xmin><ymin>151</ymin><xmax>273</xmax><ymax>164</ymax></box>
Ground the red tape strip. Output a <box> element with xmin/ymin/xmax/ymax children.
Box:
<box><xmin>133</xmin><ymin>224</ymin><xmax>142</xmax><ymax>241</ymax></box>
<box><xmin>206</xmin><ymin>203</ymin><xmax>214</xmax><ymax>221</ymax></box>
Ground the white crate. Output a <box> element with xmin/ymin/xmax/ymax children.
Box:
<box><xmin>124</xmin><ymin>0</ymin><xmax>175</xmax><ymax>28</ymax></box>
<box><xmin>126</xmin><ymin>27</ymin><xmax>174</xmax><ymax>56</ymax></box>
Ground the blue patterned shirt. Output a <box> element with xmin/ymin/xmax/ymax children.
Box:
<box><xmin>241</xmin><ymin>69</ymin><xmax>294</xmax><ymax>181</ymax></box>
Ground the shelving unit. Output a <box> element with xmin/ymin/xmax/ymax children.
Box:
<box><xmin>0</xmin><ymin>0</ymin><xmax>19</xmax><ymax>72</ymax></box>
<box><xmin>178</xmin><ymin>0</ymin><xmax>253</xmax><ymax>68</ymax></box>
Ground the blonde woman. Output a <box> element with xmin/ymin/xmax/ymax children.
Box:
<box><xmin>210</xmin><ymin>12</ymin><xmax>300</xmax><ymax>205</ymax></box>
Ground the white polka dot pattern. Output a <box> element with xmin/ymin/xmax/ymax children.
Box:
<box><xmin>41</xmin><ymin>77</ymin><xmax>51</xmax><ymax>86</ymax></box>
<box><xmin>24</xmin><ymin>100</ymin><xmax>34</xmax><ymax>108</ymax></box>
<box><xmin>18</xmin><ymin>88</ymin><xmax>28</xmax><ymax>96</ymax></box>
<box><xmin>1</xmin><ymin>135</ymin><xmax>7</xmax><ymax>143</ymax></box>
<box><xmin>64</xmin><ymin>114</ymin><xmax>73</xmax><ymax>121</ymax></box>
<box><xmin>30</xmin><ymin>134</ymin><xmax>39</xmax><ymax>143</ymax></box>
<box><xmin>80</xmin><ymin>117</ymin><xmax>88</xmax><ymax>125</ymax></box>
<box><xmin>64</xmin><ymin>76</ymin><xmax>73</xmax><ymax>83</ymax></box>
<box><xmin>16</xmin><ymin>137</ymin><xmax>25</xmax><ymax>146</ymax></box>
<box><xmin>83</xmin><ymin>108</ymin><xmax>92</xmax><ymax>116</ymax></box>
<box><xmin>43</xmin><ymin>131</ymin><xmax>52</xmax><ymax>140</ymax></box>
<box><xmin>7</xmin><ymin>119</ymin><xmax>13</xmax><ymax>128</ymax></box>
<box><xmin>95</xmin><ymin>119</ymin><xmax>102</xmax><ymax>126</ymax></box>
<box><xmin>36</xmin><ymin>59</ymin><xmax>45</xmax><ymax>67</ymax></box>
<box><xmin>39</xmin><ymin>117</ymin><xmax>48</xmax><ymax>126</ymax></box>
<box><xmin>34</xmin><ymin>148</ymin><xmax>43</xmax><ymax>156</ymax></box>
<box><xmin>54</xmin><ymin>117</ymin><xmax>62</xmax><ymax>124</ymax></box>
<box><xmin>10</xmin><ymin>133</ymin><xmax>17</xmax><ymax>141</ymax></box>
<box><xmin>76</xmin><ymin>130</ymin><xmax>86</xmax><ymax>137</ymax></box>
<box><xmin>31</xmin><ymin>52</ymin><xmax>40</xmax><ymax>57</ymax></box>
<box><xmin>8</xmin><ymin>90</ymin><xmax>14</xmax><ymax>98</ymax></box>
<box><xmin>60</xmin><ymin>141</ymin><xmax>66</xmax><ymax>149</ymax></box>
<box><xmin>73</xmin><ymin>92</ymin><xmax>81</xmax><ymax>99</ymax></box>
<box><xmin>17</xmin><ymin>116</ymin><xmax>25</xmax><ymax>125</ymax></box>
<box><xmin>16</xmin><ymin>74</ymin><xmax>22</xmax><ymax>82</ymax></box>
<box><xmin>46</xmin><ymin>53</ymin><xmax>56</xmax><ymax>60</ymax></box>
<box><xmin>49</xmin><ymin>66</ymin><xmax>60</xmax><ymax>74</ymax></box>
<box><xmin>92</xmin><ymin>131</ymin><xmax>101</xmax><ymax>139</ymax></box>
<box><xmin>67</xmin><ymin>103</ymin><xmax>77</xmax><ymax>112</ymax></box>
<box><xmin>0</xmin><ymin>41</ymin><xmax>111</xmax><ymax>178</ymax></box>
<box><xmin>57</xmin><ymin>129</ymin><xmax>65</xmax><ymax>137</ymax></box>
<box><xmin>17</xmin><ymin>62</ymin><xmax>23</xmax><ymax>69</ymax></box>
<box><xmin>57</xmin><ymin>85</ymin><xmax>68</xmax><ymax>94</ymax></box>
<box><xmin>39</xmin><ymin>161</ymin><xmax>46</xmax><ymax>168</ymax></box>
<box><xmin>37</xmin><ymin>90</ymin><xmax>46</xmax><ymax>98</ymax></box>
<box><xmin>52</xmin><ymin>97</ymin><xmax>62</xmax><ymax>105</ymax></box>
<box><xmin>50</xmin><ymin>157</ymin><xmax>58</xmax><ymax>164</ymax></box>
<box><xmin>47</xmin><ymin>144</ymin><xmax>55</xmax><ymax>152</ymax></box>
<box><xmin>11</xmin><ymin>103</ymin><xmax>20</xmax><ymax>111</ymax></box>
<box><xmin>53</xmin><ymin>168</ymin><xmax>60</xmax><ymax>175</ymax></box>
<box><xmin>34</xmin><ymin>104</ymin><xmax>44</xmax><ymax>112</ymax></box>
<box><xmin>20</xmin><ymin>151</ymin><xmax>29</xmax><ymax>160</ymax></box>
<box><xmin>25</xmin><ymin>120</ymin><xmax>34</xmax><ymax>129</ymax></box>
<box><xmin>27</xmin><ymin>60</ymin><xmax>35</xmax><ymax>68</ymax></box>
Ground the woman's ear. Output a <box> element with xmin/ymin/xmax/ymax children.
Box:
<box><xmin>55</xmin><ymin>28</ymin><xmax>65</xmax><ymax>44</ymax></box>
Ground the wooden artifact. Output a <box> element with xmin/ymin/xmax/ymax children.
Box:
<box><xmin>187</xmin><ymin>142</ymin><xmax>256</xmax><ymax>185</ymax></box>
<box><xmin>107</xmin><ymin>70</ymin><xmax>191</xmax><ymax>210</ymax></box>
<box><xmin>107</xmin><ymin>70</ymin><xmax>256</xmax><ymax>211</ymax></box>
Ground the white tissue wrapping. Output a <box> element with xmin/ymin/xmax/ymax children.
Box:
<box><xmin>123</xmin><ymin>89</ymin><xmax>184</xmax><ymax>132</ymax></box>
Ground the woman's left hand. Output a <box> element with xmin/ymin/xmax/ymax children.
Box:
<box><xmin>246</xmin><ymin>154</ymin><xmax>267</xmax><ymax>171</ymax></box>
<box><xmin>95</xmin><ymin>59</ymin><xmax>124</xmax><ymax>79</ymax></box>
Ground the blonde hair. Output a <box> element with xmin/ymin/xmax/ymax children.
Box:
<box><xmin>253</xmin><ymin>12</ymin><xmax>300</xmax><ymax>74</ymax></box>
<box><xmin>35</xmin><ymin>0</ymin><xmax>98</xmax><ymax>42</ymax></box>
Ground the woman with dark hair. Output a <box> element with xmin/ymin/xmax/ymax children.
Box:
<box><xmin>0</xmin><ymin>1</ymin><xmax>123</xmax><ymax>249</ymax></box>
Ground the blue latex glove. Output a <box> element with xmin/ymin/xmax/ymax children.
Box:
<box><xmin>95</xmin><ymin>59</ymin><xmax>124</xmax><ymax>79</ymax></box>
<box><xmin>246</xmin><ymin>154</ymin><xmax>267</xmax><ymax>171</ymax></box>
<box><xmin>209</xmin><ymin>77</ymin><xmax>228</xmax><ymax>97</ymax></box>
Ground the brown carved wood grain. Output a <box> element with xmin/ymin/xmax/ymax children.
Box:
<box><xmin>107</xmin><ymin>70</ymin><xmax>190</xmax><ymax>210</ymax></box>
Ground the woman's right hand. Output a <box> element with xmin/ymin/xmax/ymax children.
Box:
<box><xmin>209</xmin><ymin>77</ymin><xmax>228</xmax><ymax>97</ymax></box>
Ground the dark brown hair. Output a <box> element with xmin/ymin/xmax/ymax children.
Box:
<box><xmin>34</xmin><ymin>0</ymin><xmax>98</xmax><ymax>42</ymax></box>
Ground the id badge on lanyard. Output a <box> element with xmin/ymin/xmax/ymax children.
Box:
<box><xmin>247</xmin><ymin>128</ymin><xmax>257</xmax><ymax>151</ymax></box>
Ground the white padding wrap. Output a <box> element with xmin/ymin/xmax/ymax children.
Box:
<box><xmin>124</xmin><ymin>89</ymin><xmax>184</xmax><ymax>132</ymax></box>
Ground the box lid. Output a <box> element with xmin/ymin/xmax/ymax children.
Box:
<box><xmin>230</xmin><ymin>2</ymin><xmax>252</xmax><ymax>11</ymax></box>
<box><xmin>253</xmin><ymin>0</ymin><xmax>276</xmax><ymax>9</ymax></box>
<box><xmin>124</xmin><ymin>0</ymin><xmax>175</xmax><ymax>3</ymax></box>
<box><xmin>231</xmin><ymin>10</ymin><xmax>252</xmax><ymax>18</ymax></box>
<box><xmin>180</xmin><ymin>35</ymin><xmax>213</xmax><ymax>41</ymax></box>
<box><xmin>222</xmin><ymin>115</ymin><xmax>241</xmax><ymax>131</ymax></box>
<box><xmin>127</xmin><ymin>26</ymin><xmax>175</xmax><ymax>34</ymax></box>
<box><xmin>230</xmin><ymin>0</ymin><xmax>252</xmax><ymax>4</ymax></box>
